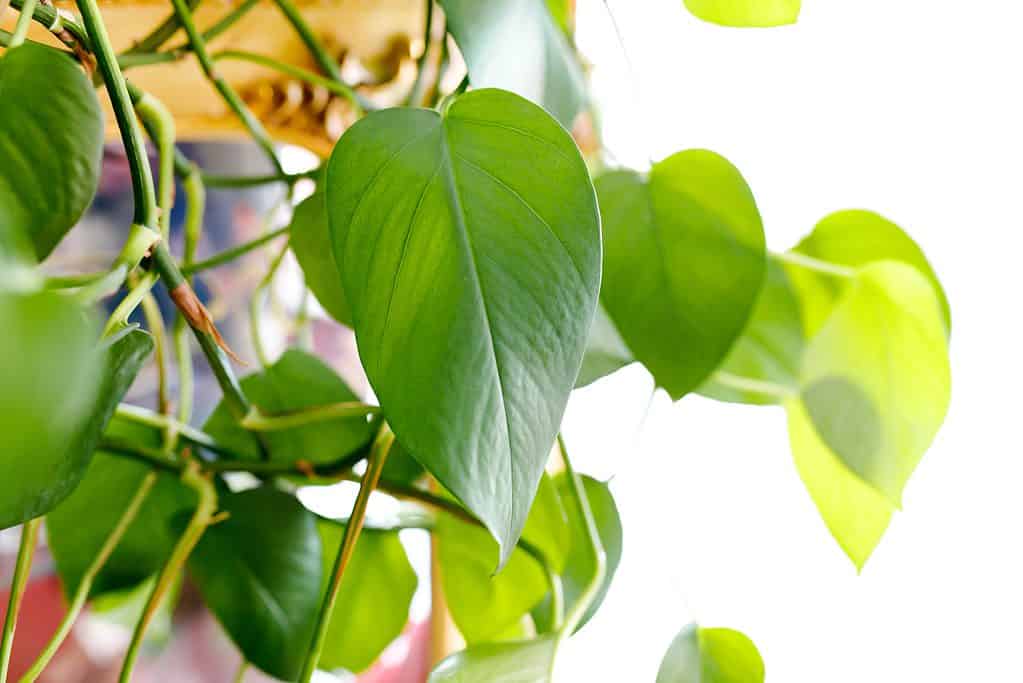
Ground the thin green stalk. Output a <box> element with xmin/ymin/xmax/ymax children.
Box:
<box><xmin>181</xmin><ymin>165</ymin><xmax>205</xmax><ymax>267</ymax></box>
<box><xmin>212</xmin><ymin>49</ymin><xmax>366</xmax><ymax>113</ymax></box>
<box><xmin>711</xmin><ymin>371</ymin><xmax>796</xmax><ymax>400</ymax></box>
<box><xmin>173</xmin><ymin>316</ymin><xmax>194</xmax><ymax>425</ymax></box>
<box><xmin>241</xmin><ymin>401</ymin><xmax>379</xmax><ymax>432</ymax></box>
<box><xmin>557</xmin><ymin>434</ymin><xmax>606</xmax><ymax>640</ymax></box>
<box><xmin>10</xmin><ymin>0</ymin><xmax>38</xmax><ymax>47</ymax></box>
<box><xmin>231</xmin><ymin>660</ymin><xmax>248</xmax><ymax>683</ymax></box>
<box><xmin>114</xmin><ymin>404</ymin><xmax>230</xmax><ymax>458</ymax></box>
<box><xmin>121</xmin><ymin>0</ymin><xmax>199</xmax><ymax>55</ymax></box>
<box><xmin>249</xmin><ymin>238</ymin><xmax>290</xmax><ymax>367</ymax></box>
<box><xmin>180</xmin><ymin>226</ymin><xmax>289</xmax><ymax>276</ymax></box>
<box><xmin>18</xmin><ymin>474</ymin><xmax>158</xmax><ymax>683</ymax></box>
<box><xmin>774</xmin><ymin>250</ymin><xmax>856</xmax><ymax>279</ymax></box>
<box><xmin>270</xmin><ymin>0</ymin><xmax>342</xmax><ymax>82</ymax></box>
<box><xmin>103</xmin><ymin>271</ymin><xmax>158</xmax><ymax>338</ymax></box>
<box><xmin>44</xmin><ymin>271</ymin><xmax>108</xmax><ymax>289</ymax></box>
<box><xmin>139</xmin><ymin>289</ymin><xmax>172</xmax><ymax>419</ymax></box>
<box><xmin>202</xmin><ymin>169</ymin><xmax>317</xmax><ymax>189</ymax></box>
<box><xmin>73</xmin><ymin>264</ymin><xmax>129</xmax><ymax>304</ymax></box>
<box><xmin>298</xmin><ymin>426</ymin><xmax>394</xmax><ymax>683</ymax></box>
<box><xmin>134</xmin><ymin>94</ymin><xmax>176</xmax><ymax>241</ymax></box>
<box><xmin>406</xmin><ymin>0</ymin><xmax>435</xmax><ymax>106</ymax></box>
<box><xmin>119</xmin><ymin>462</ymin><xmax>217</xmax><ymax>683</ymax></box>
<box><xmin>0</xmin><ymin>518</ymin><xmax>41</xmax><ymax>682</ymax></box>
<box><xmin>174</xmin><ymin>163</ymin><xmax>204</xmax><ymax>426</ymax></box>
<box><xmin>168</xmin><ymin>0</ymin><xmax>283</xmax><ymax>174</ymax></box>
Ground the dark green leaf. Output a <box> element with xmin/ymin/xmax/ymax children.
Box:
<box><xmin>439</xmin><ymin>0</ymin><xmax>586</xmax><ymax>126</ymax></box>
<box><xmin>429</xmin><ymin>636</ymin><xmax>557</xmax><ymax>683</ymax></box>
<box><xmin>0</xmin><ymin>44</ymin><xmax>103</xmax><ymax>261</ymax></box>
<box><xmin>683</xmin><ymin>0</ymin><xmax>800</xmax><ymax>27</ymax></box>
<box><xmin>290</xmin><ymin>191</ymin><xmax>353</xmax><ymax>326</ymax></box>
<box><xmin>532</xmin><ymin>474</ymin><xmax>622</xmax><ymax>633</ymax></box>
<box><xmin>596</xmin><ymin>152</ymin><xmax>766</xmax><ymax>400</ymax></box>
<box><xmin>0</xmin><ymin>292</ymin><xmax>102</xmax><ymax>529</ymax></box>
<box><xmin>698</xmin><ymin>258</ymin><xmax>804</xmax><ymax>404</ymax></box>
<box><xmin>381</xmin><ymin>440</ymin><xmax>426</xmax><ymax>486</ymax></box>
<box><xmin>786</xmin><ymin>209</ymin><xmax>951</xmax><ymax>336</ymax></box>
<box><xmin>326</xmin><ymin>89</ymin><xmax>601</xmax><ymax>564</ymax></box>
<box><xmin>204</xmin><ymin>349</ymin><xmax>375</xmax><ymax>465</ymax></box>
<box><xmin>657</xmin><ymin>623</ymin><xmax>765</xmax><ymax>683</ymax></box>
<box><xmin>316</xmin><ymin>520</ymin><xmax>417</xmax><ymax>673</ymax></box>
<box><xmin>575</xmin><ymin>304</ymin><xmax>634</xmax><ymax>388</ymax></box>
<box><xmin>48</xmin><ymin>417</ymin><xmax>195</xmax><ymax>599</ymax></box>
<box><xmin>187</xmin><ymin>486</ymin><xmax>322</xmax><ymax>681</ymax></box>
<box><xmin>789</xmin><ymin>261</ymin><xmax>950</xmax><ymax>568</ymax></box>
<box><xmin>437</xmin><ymin>475</ymin><xmax>568</xmax><ymax>643</ymax></box>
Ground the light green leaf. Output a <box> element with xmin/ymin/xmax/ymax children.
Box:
<box><xmin>437</xmin><ymin>475</ymin><xmax>568</xmax><ymax>643</ymax></box>
<box><xmin>798</xmin><ymin>261</ymin><xmax>950</xmax><ymax>507</ymax></box>
<box><xmin>326</xmin><ymin>89</ymin><xmax>601</xmax><ymax>565</ymax></box>
<box><xmin>786</xmin><ymin>209</ymin><xmax>951</xmax><ymax>336</ymax></box>
<box><xmin>698</xmin><ymin>258</ymin><xmax>804</xmax><ymax>405</ymax></box>
<box><xmin>316</xmin><ymin>520</ymin><xmax>417</xmax><ymax>674</ymax></box>
<box><xmin>0</xmin><ymin>44</ymin><xmax>103</xmax><ymax>261</ymax></box>
<box><xmin>290</xmin><ymin>191</ymin><xmax>353</xmax><ymax>326</ymax></box>
<box><xmin>0</xmin><ymin>292</ymin><xmax>102</xmax><ymax>529</ymax></box>
<box><xmin>575</xmin><ymin>304</ymin><xmax>634</xmax><ymax>388</ymax></box>
<box><xmin>546</xmin><ymin>0</ymin><xmax>574</xmax><ymax>35</ymax></box>
<box><xmin>429</xmin><ymin>636</ymin><xmax>557</xmax><ymax>683</ymax></box>
<box><xmin>657</xmin><ymin>623</ymin><xmax>765</xmax><ymax>683</ymax></box>
<box><xmin>683</xmin><ymin>0</ymin><xmax>801</xmax><ymax>27</ymax></box>
<box><xmin>596</xmin><ymin>152</ymin><xmax>766</xmax><ymax>400</ymax></box>
<box><xmin>187</xmin><ymin>486</ymin><xmax>322</xmax><ymax>680</ymax></box>
<box><xmin>439</xmin><ymin>0</ymin><xmax>586</xmax><ymax>126</ymax></box>
<box><xmin>48</xmin><ymin>417</ymin><xmax>196</xmax><ymax>599</ymax></box>
<box><xmin>533</xmin><ymin>474</ymin><xmax>622</xmax><ymax>633</ymax></box>
<box><xmin>204</xmin><ymin>348</ymin><xmax>376</xmax><ymax>465</ymax></box>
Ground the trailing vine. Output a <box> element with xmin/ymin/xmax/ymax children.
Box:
<box><xmin>0</xmin><ymin>1</ymin><xmax>950</xmax><ymax>681</ymax></box>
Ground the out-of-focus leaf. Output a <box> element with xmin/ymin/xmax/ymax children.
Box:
<box><xmin>429</xmin><ymin>636</ymin><xmax>557</xmax><ymax>683</ymax></box>
<box><xmin>575</xmin><ymin>304</ymin><xmax>634</xmax><ymax>388</ymax></box>
<box><xmin>683</xmin><ymin>0</ymin><xmax>800</xmax><ymax>27</ymax></box>
<box><xmin>657</xmin><ymin>623</ymin><xmax>765</xmax><ymax>683</ymax></box>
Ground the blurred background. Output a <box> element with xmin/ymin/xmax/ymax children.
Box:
<box><xmin>3</xmin><ymin>0</ymin><xmax>1022</xmax><ymax>681</ymax></box>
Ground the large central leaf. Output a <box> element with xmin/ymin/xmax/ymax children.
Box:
<box><xmin>326</xmin><ymin>89</ymin><xmax>601</xmax><ymax>564</ymax></box>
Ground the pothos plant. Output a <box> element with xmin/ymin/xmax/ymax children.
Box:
<box><xmin>0</xmin><ymin>0</ymin><xmax>950</xmax><ymax>681</ymax></box>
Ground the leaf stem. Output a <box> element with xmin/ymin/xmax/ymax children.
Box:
<box><xmin>118</xmin><ymin>461</ymin><xmax>217</xmax><ymax>683</ymax></box>
<box><xmin>138</xmin><ymin>287</ymin><xmax>173</xmax><ymax>419</ymax></box>
<box><xmin>18</xmin><ymin>474</ymin><xmax>158</xmax><ymax>683</ymax></box>
<box><xmin>179</xmin><ymin>226</ymin><xmax>289</xmax><ymax>276</ymax></box>
<box><xmin>556</xmin><ymin>435</ymin><xmax>606</xmax><ymax>639</ymax></box>
<box><xmin>202</xmin><ymin>169</ymin><xmax>318</xmax><ymax>189</ymax></box>
<box><xmin>9</xmin><ymin>0</ymin><xmax>37</xmax><ymax>47</ymax></box>
<box><xmin>0</xmin><ymin>518</ymin><xmax>41</xmax><ymax>683</ymax></box>
<box><xmin>269</xmin><ymin>0</ymin><xmax>343</xmax><ymax>84</ymax></box>
<box><xmin>114</xmin><ymin>403</ymin><xmax>232</xmax><ymax>458</ymax></box>
<box><xmin>212</xmin><ymin>49</ymin><xmax>365</xmax><ymax>114</ymax></box>
<box><xmin>240</xmin><ymin>402</ymin><xmax>379</xmax><ymax>432</ymax></box>
<box><xmin>249</xmin><ymin>237</ymin><xmax>291</xmax><ymax>367</ymax></box>
<box><xmin>710</xmin><ymin>371</ymin><xmax>796</xmax><ymax>400</ymax></box>
<box><xmin>168</xmin><ymin>0</ymin><xmax>284</xmax><ymax>175</ymax></box>
<box><xmin>298</xmin><ymin>425</ymin><xmax>394</xmax><ymax>683</ymax></box>
<box><xmin>102</xmin><ymin>271</ymin><xmax>159</xmax><ymax>338</ymax></box>
<box><xmin>774</xmin><ymin>250</ymin><xmax>856</xmax><ymax>279</ymax></box>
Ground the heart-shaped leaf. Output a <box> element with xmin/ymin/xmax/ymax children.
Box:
<box><xmin>326</xmin><ymin>89</ymin><xmax>601</xmax><ymax>565</ymax></box>
<box><xmin>204</xmin><ymin>349</ymin><xmax>376</xmax><ymax>465</ymax></box>
<box><xmin>187</xmin><ymin>486</ymin><xmax>322</xmax><ymax>680</ymax></box>
<box><xmin>48</xmin><ymin>416</ymin><xmax>195</xmax><ymax>599</ymax></box>
<box><xmin>438</xmin><ymin>474</ymin><xmax>568</xmax><ymax>643</ymax></box>
<box><xmin>439</xmin><ymin>0</ymin><xmax>585</xmax><ymax>126</ymax></box>
<box><xmin>0</xmin><ymin>44</ymin><xmax>103</xmax><ymax>262</ymax></box>
<box><xmin>429</xmin><ymin>636</ymin><xmax>558</xmax><ymax>683</ymax></box>
<box><xmin>596</xmin><ymin>152</ymin><xmax>766</xmax><ymax>400</ymax></box>
<box><xmin>657</xmin><ymin>623</ymin><xmax>765</xmax><ymax>683</ymax></box>
<box><xmin>0</xmin><ymin>292</ymin><xmax>103</xmax><ymax>529</ymax></box>
<box><xmin>290</xmin><ymin>192</ymin><xmax>353</xmax><ymax>326</ymax></box>
<box><xmin>316</xmin><ymin>520</ymin><xmax>417</xmax><ymax>673</ymax></box>
<box><xmin>698</xmin><ymin>258</ymin><xmax>804</xmax><ymax>405</ymax></box>
<box><xmin>786</xmin><ymin>210</ymin><xmax>951</xmax><ymax>336</ymax></box>
<box><xmin>683</xmin><ymin>0</ymin><xmax>801</xmax><ymax>27</ymax></box>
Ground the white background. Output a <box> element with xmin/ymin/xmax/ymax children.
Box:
<box><xmin>556</xmin><ymin>1</ymin><xmax>1023</xmax><ymax>681</ymax></box>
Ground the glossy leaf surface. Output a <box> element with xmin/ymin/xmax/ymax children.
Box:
<box><xmin>204</xmin><ymin>349</ymin><xmax>375</xmax><ymax>465</ymax></box>
<box><xmin>576</xmin><ymin>304</ymin><xmax>634</xmax><ymax>388</ymax></box>
<box><xmin>188</xmin><ymin>486</ymin><xmax>322</xmax><ymax>680</ymax></box>
<box><xmin>684</xmin><ymin>0</ymin><xmax>800</xmax><ymax>27</ymax></box>
<box><xmin>327</xmin><ymin>89</ymin><xmax>601</xmax><ymax>564</ymax></box>
<box><xmin>290</xmin><ymin>191</ymin><xmax>353</xmax><ymax>326</ymax></box>
<box><xmin>438</xmin><ymin>475</ymin><xmax>568</xmax><ymax>643</ymax></box>
<box><xmin>317</xmin><ymin>520</ymin><xmax>417</xmax><ymax>673</ymax></box>
<box><xmin>429</xmin><ymin>636</ymin><xmax>557</xmax><ymax>683</ymax></box>
<box><xmin>698</xmin><ymin>258</ymin><xmax>804</xmax><ymax>404</ymax></box>
<box><xmin>439</xmin><ymin>0</ymin><xmax>585</xmax><ymax>126</ymax></box>
<box><xmin>787</xmin><ymin>209</ymin><xmax>951</xmax><ymax>336</ymax></box>
<box><xmin>597</xmin><ymin>152</ymin><xmax>766</xmax><ymax>400</ymax></box>
<box><xmin>48</xmin><ymin>417</ymin><xmax>195</xmax><ymax>598</ymax></box>
<box><xmin>0</xmin><ymin>44</ymin><xmax>103</xmax><ymax>261</ymax></box>
<box><xmin>657</xmin><ymin>623</ymin><xmax>765</xmax><ymax>683</ymax></box>
<box><xmin>0</xmin><ymin>292</ymin><xmax>101</xmax><ymax>529</ymax></box>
